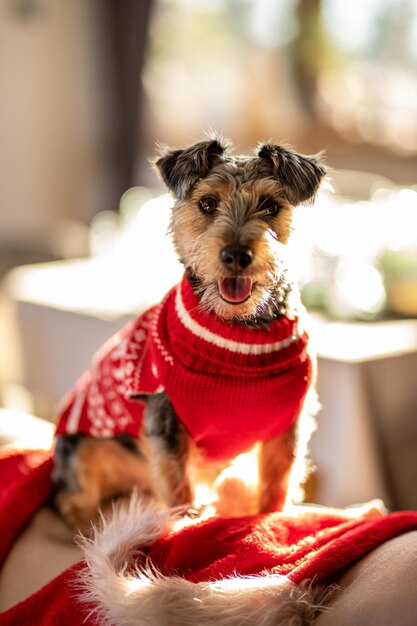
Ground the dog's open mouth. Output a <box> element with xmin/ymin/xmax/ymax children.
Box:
<box><xmin>217</xmin><ymin>277</ymin><xmax>253</xmax><ymax>304</ymax></box>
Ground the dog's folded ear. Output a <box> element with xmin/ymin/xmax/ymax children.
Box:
<box><xmin>153</xmin><ymin>138</ymin><xmax>230</xmax><ymax>200</ymax></box>
<box><xmin>257</xmin><ymin>143</ymin><xmax>326</xmax><ymax>205</ymax></box>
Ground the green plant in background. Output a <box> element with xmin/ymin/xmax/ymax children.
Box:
<box><xmin>379</xmin><ymin>250</ymin><xmax>417</xmax><ymax>283</ymax></box>
<box><xmin>379</xmin><ymin>249</ymin><xmax>417</xmax><ymax>317</ymax></box>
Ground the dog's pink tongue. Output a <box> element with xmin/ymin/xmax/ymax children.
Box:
<box><xmin>218</xmin><ymin>277</ymin><xmax>253</xmax><ymax>303</ymax></box>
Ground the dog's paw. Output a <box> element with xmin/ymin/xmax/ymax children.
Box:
<box><xmin>54</xmin><ymin>490</ymin><xmax>99</xmax><ymax>536</ymax></box>
<box><xmin>214</xmin><ymin>475</ymin><xmax>258</xmax><ymax>517</ymax></box>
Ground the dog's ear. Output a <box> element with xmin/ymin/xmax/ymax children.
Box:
<box><xmin>153</xmin><ymin>138</ymin><xmax>230</xmax><ymax>200</ymax></box>
<box><xmin>257</xmin><ymin>143</ymin><xmax>326</xmax><ymax>205</ymax></box>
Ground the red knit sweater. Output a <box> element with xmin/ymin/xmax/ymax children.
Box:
<box><xmin>56</xmin><ymin>276</ymin><xmax>312</xmax><ymax>462</ymax></box>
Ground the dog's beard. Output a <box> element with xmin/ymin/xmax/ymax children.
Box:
<box><xmin>185</xmin><ymin>265</ymin><xmax>294</xmax><ymax>326</ymax></box>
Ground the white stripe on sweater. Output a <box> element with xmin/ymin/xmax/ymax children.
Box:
<box><xmin>65</xmin><ymin>387</ymin><xmax>86</xmax><ymax>434</ymax></box>
<box><xmin>175</xmin><ymin>286</ymin><xmax>299</xmax><ymax>355</ymax></box>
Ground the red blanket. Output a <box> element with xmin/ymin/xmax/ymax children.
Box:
<box><xmin>1</xmin><ymin>449</ymin><xmax>417</xmax><ymax>625</ymax></box>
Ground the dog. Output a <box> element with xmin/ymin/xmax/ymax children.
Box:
<box><xmin>52</xmin><ymin>136</ymin><xmax>326</xmax><ymax>532</ymax></box>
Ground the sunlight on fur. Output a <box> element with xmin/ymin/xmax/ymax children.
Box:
<box><xmin>176</xmin><ymin>394</ymin><xmax>320</xmax><ymax>525</ymax></box>
<box><xmin>54</xmin><ymin>137</ymin><xmax>326</xmax><ymax>532</ymax></box>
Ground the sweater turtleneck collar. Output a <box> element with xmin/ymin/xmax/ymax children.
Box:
<box><xmin>156</xmin><ymin>276</ymin><xmax>308</xmax><ymax>376</ymax></box>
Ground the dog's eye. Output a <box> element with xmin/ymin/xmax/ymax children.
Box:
<box><xmin>199</xmin><ymin>197</ymin><xmax>218</xmax><ymax>214</ymax></box>
<box><xmin>261</xmin><ymin>198</ymin><xmax>281</xmax><ymax>218</ymax></box>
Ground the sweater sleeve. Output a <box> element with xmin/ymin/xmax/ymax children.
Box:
<box><xmin>55</xmin><ymin>308</ymin><xmax>157</xmax><ymax>439</ymax></box>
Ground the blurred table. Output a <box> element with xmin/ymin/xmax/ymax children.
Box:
<box><xmin>311</xmin><ymin>317</ymin><xmax>417</xmax><ymax>510</ymax></box>
<box><xmin>2</xmin><ymin>260</ymin><xmax>417</xmax><ymax>510</ymax></box>
<box><xmin>0</xmin><ymin>408</ymin><xmax>54</xmax><ymax>448</ymax></box>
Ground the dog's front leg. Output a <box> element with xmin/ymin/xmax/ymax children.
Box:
<box><xmin>143</xmin><ymin>392</ymin><xmax>193</xmax><ymax>507</ymax></box>
<box><xmin>258</xmin><ymin>425</ymin><xmax>297</xmax><ymax>513</ymax></box>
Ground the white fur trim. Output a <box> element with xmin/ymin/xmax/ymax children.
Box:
<box><xmin>175</xmin><ymin>285</ymin><xmax>299</xmax><ymax>355</ymax></box>
<box><xmin>78</xmin><ymin>497</ymin><xmax>332</xmax><ymax>626</ymax></box>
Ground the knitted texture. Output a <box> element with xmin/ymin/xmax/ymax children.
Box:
<box><xmin>56</xmin><ymin>276</ymin><xmax>312</xmax><ymax>462</ymax></box>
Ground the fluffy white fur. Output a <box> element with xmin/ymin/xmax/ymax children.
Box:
<box><xmin>78</xmin><ymin>497</ymin><xmax>333</xmax><ymax>626</ymax></box>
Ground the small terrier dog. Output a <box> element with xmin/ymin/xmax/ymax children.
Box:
<box><xmin>53</xmin><ymin>136</ymin><xmax>326</xmax><ymax>532</ymax></box>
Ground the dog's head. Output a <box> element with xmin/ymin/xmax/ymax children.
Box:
<box><xmin>154</xmin><ymin>136</ymin><xmax>326</xmax><ymax>320</ymax></box>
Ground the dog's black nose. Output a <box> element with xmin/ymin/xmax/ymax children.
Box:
<box><xmin>220</xmin><ymin>245</ymin><xmax>253</xmax><ymax>271</ymax></box>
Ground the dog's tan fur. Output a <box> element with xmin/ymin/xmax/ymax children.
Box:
<box><xmin>55</xmin><ymin>439</ymin><xmax>154</xmax><ymax>534</ymax></box>
<box><xmin>172</xmin><ymin>165</ymin><xmax>294</xmax><ymax>320</ymax></box>
<box><xmin>54</xmin><ymin>137</ymin><xmax>326</xmax><ymax>532</ymax></box>
<box><xmin>258</xmin><ymin>424</ymin><xmax>298</xmax><ymax>513</ymax></box>
<box><xmin>141</xmin><ymin>422</ymin><xmax>194</xmax><ymax>508</ymax></box>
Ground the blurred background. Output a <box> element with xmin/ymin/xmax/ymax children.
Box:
<box><xmin>1</xmin><ymin>0</ymin><xmax>417</xmax><ymax>510</ymax></box>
